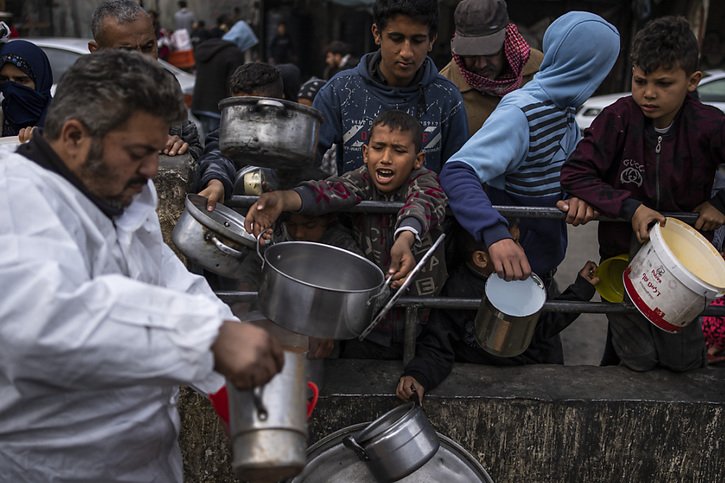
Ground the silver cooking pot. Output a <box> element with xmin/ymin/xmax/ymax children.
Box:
<box><xmin>171</xmin><ymin>194</ymin><xmax>255</xmax><ymax>278</ymax></box>
<box><xmin>228</xmin><ymin>350</ymin><xmax>314</xmax><ymax>482</ymax></box>
<box><xmin>218</xmin><ymin>96</ymin><xmax>323</xmax><ymax>169</ymax></box>
<box><xmin>257</xmin><ymin>241</ymin><xmax>386</xmax><ymax>339</ymax></box>
<box><xmin>342</xmin><ymin>402</ymin><xmax>440</xmax><ymax>482</ymax></box>
<box><xmin>474</xmin><ymin>273</ymin><xmax>546</xmax><ymax>357</ymax></box>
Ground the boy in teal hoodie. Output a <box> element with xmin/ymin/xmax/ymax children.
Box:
<box><xmin>439</xmin><ymin>11</ymin><xmax>620</xmax><ymax>284</ymax></box>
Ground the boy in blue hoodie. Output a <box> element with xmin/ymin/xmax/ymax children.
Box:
<box><xmin>313</xmin><ymin>0</ymin><xmax>468</xmax><ymax>175</ymax></box>
<box><xmin>439</xmin><ymin>11</ymin><xmax>620</xmax><ymax>285</ymax></box>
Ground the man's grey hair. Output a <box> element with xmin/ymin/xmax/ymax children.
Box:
<box><xmin>91</xmin><ymin>0</ymin><xmax>149</xmax><ymax>42</ymax></box>
<box><xmin>44</xmin><ymin>50</ymin><xmax>186</xmax><ymax>140</ymax></box>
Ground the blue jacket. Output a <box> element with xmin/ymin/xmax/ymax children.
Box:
<box><xmin>312</xmin><ymin>51</ymin><xmax>468</xmax><ymax>174</ymax></box>
<box><xmin>440</xmin><ymin>11</ymin><xmax>620</xmax><ymax>276</ymax></box>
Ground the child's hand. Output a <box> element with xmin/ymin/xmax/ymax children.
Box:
<box><xmin>308</xmin><ymin>337</ymin><xmax>335</xmax><ymax>359</ymax></box>
<box><xmin>488</xmin><ymin>238</ymin><xmax>531</xmax><ymax>281</ymax></box>
<box><xmin>396</xmin><ymin>376</ymin><xmax>425</xmax><ymax>404</ymax></box>
<box><xmin>693</xmin><ymin>201</ymin><xmax>725</xmax><ymax>232</ymax></box>
<box><xmin>18</xmin><ymin>126</ymin><xmax>35</xmax><ymax>143</ymax></box>
<box><xmin>556</xmin><ymin>197</ymin><xmax>599</xmax><ymax>226</ymax></box>
<box><xmin>198</xmin><ymin>179</ymin><xmax>225</xmax><ymax>211</ymax></box>
<box><xmin>163</xmin><ymin>134</ymin><xmax>189</xmax><ymax>156</ymax></box>
<box><xmin>244</xmin><ymin>190</ymin><xmax>302</xmax><ymax>238</ymax></box>
<box><xmin>579</xmin><ymin>260</ymin><xmax>600</xmax><ymax>285</ymax></box>
<box><xmin>389</xmin><ymin>231</ymin><xmax>416</xmax><ymax>289</ymax></box>
<box><xmin>631</xmin><ymin>205</ymin><xmax>666</xmax><ymax>243</ymax></box>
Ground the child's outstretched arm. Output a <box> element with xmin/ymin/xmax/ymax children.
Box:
<box><xmin>388</xmin><ymin>231</ymin><xmax>416</xmax><ymax>289</ymax></box>
<box><xmin>244</xmin><ymin>190</ymin><xmax>302</xmax><ymax>237</ymax></box>
<box><xmin>538</xmin><ymin>260</ymin><xmax>599</xmax><ymax>339</ymax></box>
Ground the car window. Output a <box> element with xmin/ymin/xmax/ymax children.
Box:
<box><xmin>699</xmin><ymin>78</ymin><xmax>725</xmax><ymax>103</ymax></box>
<box><xmin>39</xmin><ymin>47</ymin><xmax>81</xmax><ymax>85</ymax></box>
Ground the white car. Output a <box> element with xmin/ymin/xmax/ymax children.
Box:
<box><xmin>22</xmin><ymin>37</ymin><xmax>197</xmax><ymax>109</ymax></box>
<box><xmin>575</xmin><ymin>69</ymin><xmax>725</xmax><ymax>130</ymax></box>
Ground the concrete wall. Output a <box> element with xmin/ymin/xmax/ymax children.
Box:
<box><xmin>157</xmin><ymin>155</ymin><xmax>725</xmax><ymax>483</ymax></box>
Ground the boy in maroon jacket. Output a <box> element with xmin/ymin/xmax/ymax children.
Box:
<box><xmin>561</xmin><ymin>16</ymin><xmax>725</xmax><ymax>372</ymax></box>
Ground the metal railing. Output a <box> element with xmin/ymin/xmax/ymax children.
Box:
<box><xmin>218</xmin><ymin>197</ymin><xmax>725</xmax><ymax>363</ymax></box>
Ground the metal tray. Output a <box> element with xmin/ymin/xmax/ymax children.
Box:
<box><xmin>286</xmin><ymin>422</ymin><xmax>494</xmax><ymax>482</ymax></box>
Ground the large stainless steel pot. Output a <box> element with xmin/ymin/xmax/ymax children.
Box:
<box><xmin>342</xmin><ymin>402</ymin><xmax>440</xmax><ymax>482</ymax></box>
<box><xmin>288</xmin><ymin>423</ymin><xmax>493</xmax><ymax>482</ymax></box>
<box><xmin>172</xmin><ymin>194</ymin><xmax>255</xmax><ymax>278</ymax></box>
<box><xmin>228</xmin><ymin>350</ymin><xmax>311</xmax><ymax>482</ymax></box>
<box><xmin>218</xmin><ymin>96</ymin><xmax>323</xmax><ymax>169</ymax></box>
<box><xmin>257</xmin><ymin>241</ymin><xmax>386</xmax><ymax>339</ymax></box>
<box><xmin>474</xmin><ymin>273</ymin><xmax>546</xmax><ymax>357</ymax></box>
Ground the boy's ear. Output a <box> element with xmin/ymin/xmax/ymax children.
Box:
<box><xmin>414</xmin><ymin>150</ymin><xmax>425</xmax><ymax>170</ymax></box>
<box><xmin>472</xmin><ymin>250</ymin><xmax>489</xmax><ymax>270</ymax></box>
<box><xmin>371</xmin><ymin>23</ymin><xmax>381</xmax><ymax>45</ymax></box>
<box><xmin>687</xmin><ymin>70</ymin><xmax>703</xmax><ymax>92</ymax></box>
<box><xmin>428</xmin><ymin>34</ymin><xmax>437</xmax><ymax>52</ymax></box>
<box><xmin>362</xmin><ymin>144</ymin><xmax>369</xmax><ymax>165</ymax></box>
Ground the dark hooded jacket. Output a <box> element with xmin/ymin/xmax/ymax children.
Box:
<box><xmin>561</xmin><ymin>94</ymin><xmax>725</xmax><ymax>259</ymax></box>
<box><xmin>312</xmin><ymin>51</ymin><xmax>468</xmax><ymax>175</ymax></box>
<box><xmin>191</xmin><ymin>39</ymin><xmax>244</xmax><ymax>114</ymax></box>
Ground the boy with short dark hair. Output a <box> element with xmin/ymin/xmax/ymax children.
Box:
<box><xmin>396</xmin><ymin>223</ymin><xmax>598</xmax><ymax>402</ymax></box>
<box><xmin>313</xmin><ymin>0</ymin><xmax>468</xmax><ymax>175</ymax></box>
<box><xmin>196</xmin><ymin>62</ymin><xmax>284</xmax><ymax>210</ymax></box>
<box><xmin>245</xmin><ymin>110</ymin><xmax>448</xmax><ymax>350</ymax></box>
<box><xmin>561</xmin><ymin>16</ymin><xmax>725</xmax><ymax>372</ymax></box>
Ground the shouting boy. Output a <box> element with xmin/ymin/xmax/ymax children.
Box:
<box><xmin>561</xmin><ymin>16</ymin><xmax>725</xmax><ymax>372</ymax></box>
<box><xmin>245</xmin><ymin>110</ymin><xmax>448</xmax><ymax>353</ymax></box>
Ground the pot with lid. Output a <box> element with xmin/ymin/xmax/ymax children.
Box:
<box><xmin>218</xmin><ymin>96</ymin><xmax>323</xmax><ymax>169</ymax></box>
<box><xmin>342</xmin><ymin>401</ymin><xmax>440</xmax><ymax>482</ymax></box>
<box><xmin>172</xmin><ymin>194</ymin><xmax>255</xmax><ymax>278</ymax></box>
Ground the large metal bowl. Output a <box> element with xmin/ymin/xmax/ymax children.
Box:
<box><xmin>258</xmin><ymin>241</ymin><xmax>385</xmax><ymax>339</ymax></box>
<box><xmin>218</xmin><ymin>96</ymin><xmax>323</xmax><ymax>169</ymax></box>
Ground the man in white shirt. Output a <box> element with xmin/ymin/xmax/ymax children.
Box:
<box><xmin>0</xmin><ymin>49</ymin><xmax>284</xmax><ymax>482</ymax></box>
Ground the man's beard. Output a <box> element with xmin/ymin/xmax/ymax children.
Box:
<box><xmin>76</xmin><ymin>140</ymin><xmax>146</xmax><ymax>211</ymax></box>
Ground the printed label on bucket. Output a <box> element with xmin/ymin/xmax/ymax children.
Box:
<box><xmin>624</xmin><ymin>250</ymin><xmax>704</xmax><ymax>332</ymax></box>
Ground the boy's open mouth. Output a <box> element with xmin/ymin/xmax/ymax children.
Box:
<box><xmin>376</xmin><ymin>168</ymin><xmax>395</xmax><ymax>182</ymax></box>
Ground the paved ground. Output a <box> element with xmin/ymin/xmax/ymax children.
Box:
<box><xmin>555</xmin><ymin>222</ymin><xmax>608</xmax><ymax>366</ymax></box>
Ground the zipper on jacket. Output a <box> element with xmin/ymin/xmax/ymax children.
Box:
<box><xmin>655</xmin><ymin>135</ymin><xmax>662</xmax><ymax>209</ymax></box>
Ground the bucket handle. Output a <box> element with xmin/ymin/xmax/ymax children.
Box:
<box><xmin>306</xmin><ymin>381</ymin><xmax>319</xmax><ymax>419</ymax></box>
<box><xmin>206</xmin><ymin>233</ymin><xmax>244</xmax><ymax>258</ymax></box>
<box><xmin>343</xmin><ymin>435</ymin><xmax>369</xmax><ymax>461</ymax></box>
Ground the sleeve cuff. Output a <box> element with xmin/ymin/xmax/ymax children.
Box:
<box><xmin>620</xmin><ymin>198</ymin><xmax>642</xmax><ymax>221</ymax></box>
<box><xmin>396</xmin><ymin>217</ymin><xmax>423</xmax><ymax>242</ymax></box>
<box><xmin>481</xmin><ymin>223</ymin><xmax>512</xmax><ymax>249</ymax></box>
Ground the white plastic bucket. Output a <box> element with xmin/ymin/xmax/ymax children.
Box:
<box><xmin>623</xmin><ymin>217</ymin><xmax>725</xmax><ymax>332</ymax></box>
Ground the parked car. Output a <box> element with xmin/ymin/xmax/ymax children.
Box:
<box><xmin>22</xmin><ymin>37</ymin><xmax>196</xmax><ymax>109</ymax></box>
<box><xmin>575</xmin><ymin>69</ymin><xmax>725</xmax><ymax>130</ymax></box>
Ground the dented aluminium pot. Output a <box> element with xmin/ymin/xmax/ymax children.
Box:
<box><xmin>218</xmin><ymin>96</ymin><xmax>323</xmax><ymax>169</ymax></box>
<box><xmin>172</xmin><ymin>194</ymin><xmax>255</xmax><ymax>277</ymax></box>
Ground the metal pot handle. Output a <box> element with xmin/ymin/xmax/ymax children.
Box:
<box><xmin>255</xmin><ymin>99</ymin><xmax>286</xmax><ymax>112</ymax></box>
<box><xmin>206</xmin><ymin>233</ymin><xmax>244</xmax><ymax>258</ymax></box>
<box><xmin>255</xmin><ymin>228</ymin><xmax>274</xmax><ymax>263</ymax></box>
<box><xmin>342</xmin><ymin>435</ymin><xmax>369</xmax><ymax>461</ymax></box>
<box><xmin>358</xmin><ymin>233</ymin><xmax>446</xmax><ymax>341</ymax></box>
<box><xmin>253</xmin><ymin>386</ymin><xmax>268</xmax><ymax>422</ymax></box>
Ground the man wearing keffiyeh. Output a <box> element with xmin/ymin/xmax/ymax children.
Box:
<box><xmin>440</xmin><ymin>0</ymin><xmax>543</xmax><ymax>138</ymax></box>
